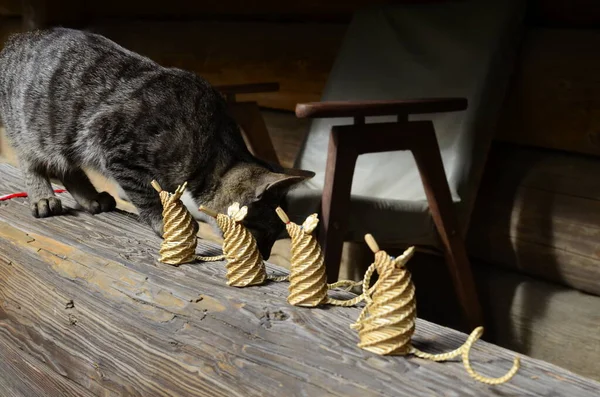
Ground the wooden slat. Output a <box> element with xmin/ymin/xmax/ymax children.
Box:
<box><xmin>468</xmin><ymin>143</ymin><xmax>600</xmax><ymax>296</ymax></box>
<box><xmin>528</xmin><ymin>0</ymin><xmax>600</xmax><ymax>27</ymax></box>
<box><xmin>0</xmin><ymin>332</ymin><xmax>96</xmax><ymax>397</ymax></box>
<box><xmin>7</xmin><ymin>0</ymin><xmax>453</xmax><ymax>22</ymax></box>
<box><xmin>1</xmin><ymin>163</ymin><xmax>599</xmax><ymax>396</ymax></box>
<box><xmin>216</xmin><ymin>82</ymin><xmax>279</xmax><ymax>96</ymax></box>
<box><xmin>261</xmin><ymin>110</ymin><xmax>309</xmax><ymax>168</ymax></box>
<box><xmin>496</xmin><ymin>29</ymin><xmax>600</xmax><ymax>157</ymax></box>
<box><xmin>0</xmin><ymin>16</ymin><xmax>21</xmax><ymax>45</ymax></box>
<box><xmin>0</xmin><ymin>0</ymin><xmax>20</xmax><ymax>16</ymax></box>
<box><xmin>84</xmin><ymin>1</ymin><xmax>440</xmax><ymax>22</ymax></box>
<box><xmin>228</xmin><ymin>102</ymin><xmax>281</xmax><ymax>165</ymax></box>
<box><xmin>89</xmin><ymin>20</ymin><xmax>346</xmax><ymax>111</ymax></box>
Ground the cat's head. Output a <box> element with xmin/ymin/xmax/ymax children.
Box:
<box><xmin>188</xmin><ymin>162</ymin><xmax>315</xmax><ymax>259</ymax></box>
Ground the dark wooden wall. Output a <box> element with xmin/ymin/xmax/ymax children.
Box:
<box><xmin>2</xmin><ymin>1</ymin><xmax>600</xmax><ymax>155</ymax></box>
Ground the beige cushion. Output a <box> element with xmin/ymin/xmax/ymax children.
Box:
<box><xmin>287</xmin><ymin>0</ymin><xmax>525</xmax><ymax>246</ymax></box>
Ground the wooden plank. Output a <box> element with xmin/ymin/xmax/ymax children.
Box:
<box><xmin>0</xmin><ymin>0</ymin><xmax>20</xmax><ymax>16</ymax></box>
<box><xmin>528</xmin><ymin>0</ymin><xmax>600</xmax><ymax>27</ymax></box>
<box><xmin>21</xmin><ymin>0</ymin><xmax>87</xmax><ymax>30</ymax></box>
<box><xmin>261</xmin><ymin>110</ymin><xmax>309</xmax><ymax>168</ymax></box>
<box><xmin>89</xmin><ymin>20</ymin><xmax>346</xmax><ymax>111</ymax></box>
<box><xmin>84</xmin><ymin>0</ymin><xmax>436</xmax><ymax>22</ymax></box>
<box><xmin>0</xmin><ymin>332</ymin><xmax>96</xmax><ymax>397</ymax></box>
<box><xmin>11</xmin><ymin>0</ymin><xmax>448</xmax><ymax>22</ymax></box>
<box><xmin>467</xmin><ymin>143</ymin><xmax>600</xmax><ymax>296</ymax></box>
<box><xmin>482</xmin><ymin>145</ymin><xmax>600</xmax><ymax>201</ymax></box>
<box><xmin>0</xmin><ymin>163</ymin><xmax>599</xmax><ymax>396</ymax></box>
<box><xmin>0</xmin><ymin>16</ymin><xmax>21</xmax><ymax>46</ymax></box>
<box><xmin>496</xmin><ymin>29</ymin><xmax>600</xmax><ymax>157</ymax></box>
<box><xmin>228</xmin><ymin>102</ymin><xmax>281</xmax><ymax>165</ymax></box>
<box><xmin>9</xmin><ymin>0</ymin><xmax>460</xmax><ymax>26</ymax></box>
<box><xmin>474</xmin><ymin>261</ymin><xmax>600</xmax><ymax>382</ymax></box>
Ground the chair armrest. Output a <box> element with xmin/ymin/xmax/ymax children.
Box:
<box><xmin>295</xmin><ymin>98</ymin><xmax>467</xmax><ymax>119</ymax></box>
<box><xmin>215</xmin><ymin>82</ymin><xmax>280</xmax><ymax>96</ymax></box>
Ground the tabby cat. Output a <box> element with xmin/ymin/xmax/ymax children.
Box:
<box><xmin>0</xmin><ymin>27</ymin><xmax>313</xmax><ymax>259</ymax></box>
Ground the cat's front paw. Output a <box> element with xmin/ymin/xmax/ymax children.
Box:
<box><xmin>80</xmin><ymin>192</ymin><xmax>117</xmax><ymax>214</ymax></box>
<box><xmin>94</xmin><ymin>192</ymin><xmax>117</xmax><ymax>213</ymax></box>
<box><xmin>31</xmin><ymin>197</ymin><xmax>63</xmax><ymax>218</ymax></box>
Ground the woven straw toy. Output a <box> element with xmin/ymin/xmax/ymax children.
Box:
<box><xmin>351</xmin><ymin>234</ymin><xmax>521</xmax><ymax>385</ymax></box>
<box><xmin>151</xmin><ymin>180</ymin><xmax>224</xmax><ymax>265</ymax></box>
<box><xmin>199</xmin><ymin>202</ymin><xmax>287</xmax><ymax>287</ymax></box>
<box><xmin>275</xmin><ymin>207</ymin><xmax>373</xmax><ymax>307</ymax></box>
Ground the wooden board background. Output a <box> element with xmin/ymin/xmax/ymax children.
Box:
<box><xmin>528</xmin><ymin>0</ymin><xmax>600</xmax><ymax>27</ymax></box>
<box><xmin>468</xmin><ymin>142</ymin><xmax>600</xmax><ymax>296</ymax></box>
<box><xmin>496</xmin><ymin>28</ymin><xmax>600</xmax><ymax>157</ymax></box>
<box><xmin>89</xmin><ymin>20</ymin><xmax>346</xmax><ymax>111</ymax></box>
<box><xmin>0</xmin><ymin>0</ymin><xmax>19</xmax><ymax>16</ymax></box>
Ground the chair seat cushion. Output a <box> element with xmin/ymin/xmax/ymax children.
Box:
<box><xmin>289</xmin><ymin>0</ymin><xmax>525</xmax><ymax>245</ymax></box>
<box><xmin>286</xmin><ymin>188</ymin><xmax>437</xmax><ymax>246</ymax></box>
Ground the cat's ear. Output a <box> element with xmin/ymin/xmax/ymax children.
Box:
<box><xmin>281</xmin><ymin>168</ymin><xmax>316</xmax><ymax>179</ymax></box>
<box><xmin>254</xmin><ymin>168</ymin><xmax>314</xmax><ymax>200</ymax></box>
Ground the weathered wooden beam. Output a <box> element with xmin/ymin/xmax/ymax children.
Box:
<box><xmin>20</xmin><ymin>0</ymin><xmax>88</xmax><ymax>30</ymax></box>
<box><xmin>228</xmin><ymin>101</ymin><xmax>280</xmax><ymax>165</ymax></box>
<box><xmin>528</xmin><ymin>0</ymin><xmax>600</xmax><ymax>27</ymax></box>
<box><xmin>78</xmin><ymin>0</ymin><xmax>422</xmax><ymax>22</ymax></box>
<box><xmin>0</xmin><ymin>330</ymin><xmax>96</xmax><ymax>397</ymax></box>
<box><xmin>0</xmin><ymin>163</ymin><xmax>599</xmax><ymax>396</ymax></box>
<box><xmin>496</xmin><ymin>28</ymin><xmax>600</xmax><ymax>157</ymax></box>
<box><xmin>0</xmin><ymin>0</ymin><xmax>21</xmax><ymax>16</ymax></box>
<box><xmin>88</xmin><ymin>20</ymin><xmax>346</xmax><ymax>111</ymax></box>
<box><xmin>468</xmin><ymin>143</ymin><xmax>600</xmax><ymax>296</ymax></box>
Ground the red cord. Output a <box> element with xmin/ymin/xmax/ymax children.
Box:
<box><xmin>0</xmin><ymin>189</ymin><xmax>66</xmax><ymax>201</ymax></box>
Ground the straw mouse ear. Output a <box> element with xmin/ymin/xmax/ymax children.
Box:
<box><xmin>275</xmin><ymin>207</ymin><xmax>290</xmax><ymax>224</ymax></box>
<box><xmin>393</xmin><ymin>246</ymin><xmax>416</xmax><ymax>267</ymax></box>
<box><xmin>301</xmin><ymin>213</ymin><xmax>319</xmax><ymax>234</ymax></box>
<box><xmin>364</xmin><ymin>234</ymin><xmax>380</xmax><ymax>254</ymax></box>
<box><xmin>254</xmin><ymin>169</ymin><xmax>315</xmax><ymax>200</ymax></box>
<box><xmin>227</xmin><ymin>202</ymin><xmax>248</xmax><ymax>222</ymax></box>
<box><xmin>150</xmin><ymin>180</ymin><xmax>163</xmax><ymax>192</ymax></box>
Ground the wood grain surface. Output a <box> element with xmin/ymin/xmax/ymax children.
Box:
<box><xmin>89</xmin><ymin>20</ymin><xmax>346</xmax><ymax>111</ymax></box>
<box><xmin>1</xmin><ymin>163</ymin><xmax>599</xmax><ymax>396</ymax></box>
<box><xmin>496</xmin><ymin>29</ymin><xmax>600</xmax><ymax>157</ymax></box>
<box><xmin>468</xmin><ymin>143</ymin><xmax>600</xmax><ymax>297</ymax></box>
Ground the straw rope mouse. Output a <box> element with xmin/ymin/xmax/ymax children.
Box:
<box><xmin>151</xmin><ymin>180</ymin><xmax>224</xmax><ymax>265</ymax></box>
<box><xmin>352</xmin><ymin>233</ymin><xmax>521</xmax><ymax>385</ymax></box>
<box><xmin>198</xmin><ymin>202</ymin><xmax>287</xmax><ymax>287</ymax></box>
<box><xmin>275</xmin><ymin>207</ymin><xmax>373</xmax><ymax>307</ymax></box>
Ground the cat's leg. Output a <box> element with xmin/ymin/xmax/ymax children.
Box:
<box><xmin>112</xmin><ymin>178</ymin><xmax>164</xmax><ymax>236</ymax></box>
<box><xmin>129</xmin><ymin>190</ymin><xmax>164</xmax><ymax>237</ymax></box>
<box><xmin>23</xmin><ymin>163</ymin><xmax>63</xmax><ymax>218</ymax></box>
<box><xmin>59</xmin><ymin>168</ymin><xmax>116</xmax><ymax>214</ymax></box>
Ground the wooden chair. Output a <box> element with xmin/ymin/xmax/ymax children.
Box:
<box><xmin>215</xmin><ymin>82</ymin><xmax>281</xmax><ymax>166</ymax></box>
<box><xmin>285</xmin><ymin>0</ymin><xmax>526</xmax><ymax>330</ymax></box>
<box><xmin>294</xmin><ymin>98</ymin><xmax>482</xmax><ymax>328</ymax></box>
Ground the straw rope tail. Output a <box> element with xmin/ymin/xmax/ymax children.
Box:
<box><xmin>275</xmin><ymin>207</ymin><xmax>370</xmax><ymax>307</ymax></box>
<box><xmin>352</xmin><ymin>233</ymin><xmax>520</xmax><ymax>385</ymax></box>
<box><xmin>199</xmin><ymin>203</ymin><xmax>287</xmax><ymax>287</ymax></box>
<box><xmin>151</xmin><ymin>180</ymin><xmax>225</xmax><ymax>264</ymax></box>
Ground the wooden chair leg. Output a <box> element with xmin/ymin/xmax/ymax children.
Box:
<box><xmin>227</xmin><ymin>101</ymin><xmax>280</xmax><ymax>166</ymax></box>
<box><xmin>411</xmin><ymin>128</ymin><xmax>484</xmax><ymax>330</ymax></box>
<box><xmin>319</xmin><ymin>130</ymin><xmax>359</xmax><ymax>282</ymax></box>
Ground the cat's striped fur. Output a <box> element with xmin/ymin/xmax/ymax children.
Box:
<box><xmin>0</xmin><ymin>27</ymin><xmax>313</xmax><ymax>259</ymax></box>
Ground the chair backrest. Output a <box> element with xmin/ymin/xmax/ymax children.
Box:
<box><xmin>292</xmin><ymin>0</ymin><xmax>526</xmax><ymax>229</ymax></box>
